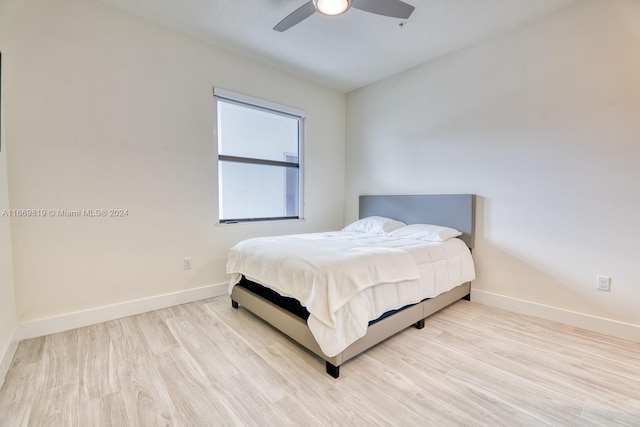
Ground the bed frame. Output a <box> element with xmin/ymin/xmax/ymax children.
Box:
<box><xmin>230</xmin><ymin>194</ymin><xmax>476</xmax><ymax>378</ymax></box>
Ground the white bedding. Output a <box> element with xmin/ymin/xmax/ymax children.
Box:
<box><xmin>227</xmin><ymin>231</ymin><xmax>475</xmax><ymax>357</ymax></box>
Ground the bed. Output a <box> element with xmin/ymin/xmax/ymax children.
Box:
<box><xmin>228</xmin><ymin>194</ymin><xmax>476</xmax><ymax>378</ymax></box>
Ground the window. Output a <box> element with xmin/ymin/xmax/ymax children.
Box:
<box><xmin>215</xmin><ymin>88</ymin><xmax>304</xmax><ymax>223</ymax></box>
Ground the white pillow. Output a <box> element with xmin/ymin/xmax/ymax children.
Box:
<box><xmin>342</xmin><ymin>216</ymin><xmax>406</xmax><ymax>234</ymax></box>
<box><xmin>388</xmin><ymin>223</ymin><xmax>462</xmax><ymax>242</ymax></box>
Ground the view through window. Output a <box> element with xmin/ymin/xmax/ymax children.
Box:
<box><xmin>215</xmin><ymin>89</ymin><xmax>304</xmax><ymax>223</ymax></box>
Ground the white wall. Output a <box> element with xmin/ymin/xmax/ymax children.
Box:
<box><xmin>346</xmin><ymin>0</ymin><xmax>640</xmax><ymax>339</ymax></box>
<box><xmin>0</xmin><ymin>108</ymin><xmax>17</xmax><ymax>386</ymax></box>
<box><xmin>0</xmin><ymin>0</ymin><xmax>18</xmax><ymax>383</ymax></box>
<box><xmin>0</xmin><ymin>113</ymin><xmax>18</xmax><ymax>385</ymax></box>
<box><xmin>2</xmin><ymin>0</ymin><xmax>346</xmax><ymax>325</ymax></box>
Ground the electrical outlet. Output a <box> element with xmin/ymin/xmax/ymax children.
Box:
<box><xmin>184</xmin><ymin>257</ymin><xmax>192</xmax><ymax>270</ymax></box>
<box><xmin>596</xmin><ymin>275</ymin><xmax>610</xmax><ymax>291</ymax></box>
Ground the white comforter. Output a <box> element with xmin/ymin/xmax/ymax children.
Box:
<box><xmin>227</xmin><ymin>231</ymin><xmax>475</xmax><ymax>357</ymax></box>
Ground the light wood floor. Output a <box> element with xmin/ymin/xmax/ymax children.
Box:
<box><xmin>1</xmin><ymin>296</ymin><xmax>639</xmax><ymax>426</ymax></box>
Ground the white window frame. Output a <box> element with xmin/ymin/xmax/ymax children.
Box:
<box><xmin>214</xmin><ymin>88</ymin><xmax>305</xmax><ymax>223</ymax></box>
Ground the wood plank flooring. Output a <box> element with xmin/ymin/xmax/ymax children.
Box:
<box><xmin>1</xmin><ymin>296</ymin><xmax>639</xmax><ymax>426</ymax></box>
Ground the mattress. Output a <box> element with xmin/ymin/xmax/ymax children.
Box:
<box><xmin>235</xmin><ymin>277</ymin><xmax>414</xmax><ymax>325</ymax></box>
<box><xmin>227</xmin><ymin>231</ymin><xmax>475</xmax><ymax>357</ymax></box>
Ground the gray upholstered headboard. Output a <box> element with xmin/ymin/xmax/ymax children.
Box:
<box><xmin>359</xmin><ymin>194</ymin><xmax>476</xmax><ymax>248</ymax></box>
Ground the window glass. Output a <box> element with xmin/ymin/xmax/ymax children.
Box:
<box><xmin>218</xmin><ymin>101</ymin><xmax>299</xmax><ymax>162</ymax></box>
<box><xmin>219</xmin><ymin>162</ymin><xmax>299</xmax><ymax>220</ymax></box>
<box><xmin>215</xmin><ymin>89</ymin><xmax>303</xmax><ymax>223</ymax></box>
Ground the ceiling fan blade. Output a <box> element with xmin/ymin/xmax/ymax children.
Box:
<box><xmin>351</xmin><ymin>0</ymin><xmax>415</xmax><ymax>19</ymax></box>
<box><xmin>274</xmin><ymin>1</ymin><xmax>317</xmax><ymax>32</ymax></box>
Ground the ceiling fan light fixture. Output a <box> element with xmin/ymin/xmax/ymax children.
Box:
<box><xmin>313</xmin><ymin>0</ymin><xmax>351</xmax><ymax>16</ymax></box>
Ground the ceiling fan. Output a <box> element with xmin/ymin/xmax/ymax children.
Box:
<box><xmin>274</xmin><ymin>0</ymin><xmax>415</xmax><ymax>32</ymax></box>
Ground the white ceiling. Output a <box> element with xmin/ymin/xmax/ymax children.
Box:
<box><xmin>95</xmin><ymin>0</ymin><xmax>584</xmax><ymax>92</ymax></box>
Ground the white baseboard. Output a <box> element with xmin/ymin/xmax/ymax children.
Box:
<box><xmin>15</xmin><ymin>282</ymin><xmax>228</xmax><ymax>342</ymax></box>
<box><xmin>0</xmin><ymin>329</ymin><xmax>18</xmax><ymax>389</ymax></box>
<box><xmin>471</xmin><ymin>289</ymin><xmax>640</xmax><ymax>343</ymax></box>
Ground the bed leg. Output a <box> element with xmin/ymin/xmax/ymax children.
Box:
<box><xmin>462</xmin><ymin>293</ymin><xmax>471</xmax><ymax>301</ymax></box>
<box><xmin>326</xmin><ymin>362</ymin><xmax>340</xmax><ymax>379</ymax></box>
<box><xmin>231</xmin><ymin>300</ymin><xmax>239</xmax><ymax>309</ymax></box>
<box><xmin>415</xmin><ymin>319</ymin><xmax>425</xmax><ymax>329</ymax></box>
